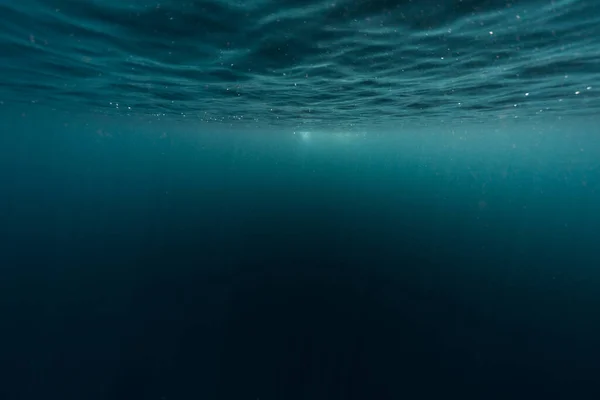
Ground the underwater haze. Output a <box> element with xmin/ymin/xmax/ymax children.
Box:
<box><xmin>1</xmin><ymin>0</ymin><xmax>600</xmax><ymax>399</ymax></box>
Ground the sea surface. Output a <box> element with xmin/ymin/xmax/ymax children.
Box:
<box><xmin>2</xmin><ymin>0</ymin><xmax>600</xmax><ymax>125</ymax></box>
<box><xmin>1</xmin><ymin>0</ymin><xmax>600</xmax><ymax>399</ymax></box>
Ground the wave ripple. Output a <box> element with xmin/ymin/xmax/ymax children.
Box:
<box><xmin>1</xmin><ymin>0</ymin><xmax>599</xmax><ymax>126</ymax></box>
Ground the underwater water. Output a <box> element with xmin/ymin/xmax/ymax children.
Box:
<box><xmin>1</xmin><ymin>0</ymin><xmax>600</xmax><ymax>399</ymax></box>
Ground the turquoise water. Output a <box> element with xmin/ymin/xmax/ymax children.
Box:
<box><xmin>1</xmin><ymin>0</ymin><xmax>599</xmax><ymax>125</ymax></box>
<box><xmin>1</xmin><ymin>1</ymin><xmax>600</xmax><ymax>399</ymax></box>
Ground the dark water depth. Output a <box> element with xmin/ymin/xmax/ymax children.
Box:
<box><xmin>2</xmin><ymin>114</ymin><xmax>600</xmax><ymax>399</ymax></box>
<box><xmin>1</xmin><ymin>1</ymin><xmax>600</xmax><ymax>400</ymax></box>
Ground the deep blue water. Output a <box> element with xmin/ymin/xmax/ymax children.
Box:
<box><xmin>1</xmin><ymin>1</ymin><xmax>600</xmax><ymax>400</ymax></box>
